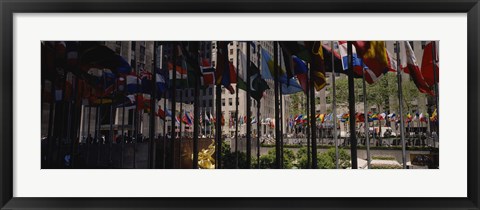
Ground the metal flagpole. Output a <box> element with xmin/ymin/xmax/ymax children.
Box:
<box><xmin>256</xmin><ymin>42</ymin><xmax>261</xmax><ymax>169</ymax></box>
<box><xmin>121</xmin><ymin>91</ymin><xmax>126</xmax><ymax>168</ymax></box>
<box><xmin>347</xmin><ymin>41</ymin><xmax>358</xmax><ymax>169</ymax></box>
<box><xmin>246</xmin><ymin>41</ymin><xmax>252</xmax><ymax>169</ymax></box>
<box><xmin>309</xmin><ymin>60</ymin><xmax>317</xmax><ymax>169</ymax></box>
<box><xmin>362</xmin><ymin>66</ymin><xmax>371</xmax><ymax>169</ymax></box>
<box><xmin>215</xmin><ymin>41</ymin><xmax>223</xmax><ymax>169</ymax></box>
<box><xmin>170</xmin><ymin>42</ymin><xmax>177</xmax><ymax>169</ymax></box>
<box><xmin>192</xmin><ymin>42</ymin><xmax>200</xmax><ymax>169</ymax></box>
<box><xmin>235</xmin><ymin>43</ymin><xmax>240</xmax><ymax>169</ymax></box>
<box><xmin>149</xmin><ymin>41</ymin><xmax>158</xmax><ymax>169</ymax></box>
<box><xmin>178</xmin><ymin>90</ymin><xmax>183</xmax><ymax>169</ymax></box>
<box><xmin>162</xmin><ymin>51</ymin><xmax>168</xmax><ymax>169</ymax></box>
<box><xmin>279</xmin><ymin>72</ymin><xmax>284</xmax><ymax>169</ymax></box>
<box><xmin>273</xmin><ymin>41</ymin><xmax>281</xmax><ymax>169</ymax></box>
<box><xmin>306</xmin><ymin>64</ymin><xmax>311</xmax><ymax>169</ymax></box>
<box><xmin>395</xmin><ymin>41</ymin><xmax>407</xmax><ymax>169</ymax></box>
<box><xmin>330</xmin><ymin>41</ymin><xmax>339</xmax><ymax>169</ymax></box>
<box><xmin>431</xmin><ymin>41</ymin><xmax>439</xmax><ymax>148</ymax></box>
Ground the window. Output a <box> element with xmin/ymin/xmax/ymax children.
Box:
<box><xmin>140</xmin><ymin>46</ymin><xmax>146</xmax><ymax>62</ymax></box>
<box><xmin>131</xmin><ymin>41</ymin><xmax>136</xmax><ymax>50</ymax></box>
<box><xmin>230</xmin><ymin>49</ymin><xmax>233</xmax><ymax>55</ymax></box>
<box><xmin>222</xmin><ymin>88</ymin><xmax>225</xmax><ymax>94</ymax></box>
<box><xmin>203</xmin><ymin>89</ymin><xmax>207</xmax><ymax>96</ymax></box>
<box><xmin>229</xmin><ymin>98</ymin><xmax>232</xmax><ymax>106</ymax></box>
<box><xmin>222</xmin><ymin>98</ymin><xmax>225</xmax><ymax>106</ymax></box>
<box><xmin>209</xmin><ymin>87</ymin><xmax>213</xmax><ymax>95</ymax></box>
<box><xmin>209</xmin><ymin>100</ymin><xmax>213</xmax><ymax>107</ymax></box>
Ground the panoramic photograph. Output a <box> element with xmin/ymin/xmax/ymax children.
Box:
<box><xmin>41</xmin><ymin>41</ymin><xmax>439</xmax><ymax>169</ymax></box>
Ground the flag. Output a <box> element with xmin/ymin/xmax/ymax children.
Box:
<box><xmin>370</xmin><ymin>113</ymin><xmax>379</xmax><ymax>121</ymax></box>
<box><xmin>406</xmin><ymin>113</ymin><xmax>413</xmax><ymax>123</ymax></box>
<box><xmin>261</xmin><ymin>48</ymin><xmax>303</xmax><ymax>95</ymax></box>
<box><xmin>306</xmin><ymin>41</ymin><xmax>327</xmax><ymax>91</ymax></box>
<box><xmin>126</xmin><ymin>73</ymin><xmax>142</xmax><ymax>94</ymax></box>
<box><xmin>175</xmin><ymin>115</ymin><xmax>181</xmax><ymax>126</ymax></box>
<box><xmin>295</xmin><ymin>114</ymin><xmax>303</xmax><ymax>122</ymax></box>
<box><xmin>182</xmin><ymin>111</ymin><xmax>193</xmax><ymax>126</ymax></box>
<box><xmin>251</xmin><ymin>116</ymin><xmax>257</xmax><ymax>124</ymax></box>
<box><xmin>400</xmin><ymin>41</ymin><xmax>434</xmax><ymax>95</ymax></box>
<box><xmin>338</xmin><ymin>41</ymin><xmax>364</xmax><ymax>75</ymax></box>
<box><xmin>351</xmin><ymin>41</ymin><xmax>390</xmax><ymax>84</ymax></box>
<box><xmin>156</xmin><ymin>105</ymin><xmax>166</xmax><ymax>120</ymax></box>
<box><xmin>215</xmin><ymin>41</ymin><xmax>236</xmax><ymax>94</ymax></box>
<box><xmin>421</xmin><ymin>41</ymin><xmax>439</xmax><ymax>87</ymax></box>
<box><xmin>80</xmin><ymin>45</ymin><xmax>132</xmax><ymax>75</ymax></box>
<box><xmin>237</xmin><ymin>64</ymin><xmax>270</xmax><ymax>101</ymax></box>
<box><xmin>292</xmin><ymin>55</ymin><xmax>309</xmax><ymax>93</ymax></box>
<box><xmin>430</xmin><ymin>109</ymin><xmax>438</xmax><ymax>122</ymax></box>
<box><xmin>378</xmin><ymin>113</ymin><xmax>386</xmax><ymax>121</ymax></box>
<box><xmin>355</xmin><ymin>112</ymin><xmax>365</xmax><ymax>122</ymax></box>
<box><xmin>200</xmin><ymin>66</ymin><xmax>215</xmax><ymax>86</ymax></box>
<box><xmin>420</xmin><ymin>113</ymin><xmax>429</xmax><ymax>123</ymax></box>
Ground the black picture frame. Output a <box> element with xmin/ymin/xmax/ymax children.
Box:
<box><xmin>1</xmin><ymin>0</ymin><xmax>479</xmax><ymax>209</ymax></box>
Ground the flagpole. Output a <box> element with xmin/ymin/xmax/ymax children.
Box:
<box><xmin>431</xmin><ymin>41</ymin><xmax>439</xmax><ymax>148</ymax></box>
<box><xmin>273</xmin><ymin>41</ymin><xmax>281</xmax><ymax>169</ymax></box>
<box><xmin>235</xmin><ymin>43</ymin><xmax>240</xmax><ymax>169</ymax></box>
<box><xmin>256</xmin><ymin>42</ymin><xmax>262</xmax><ymax>169</ymax></box>
<box><xmin>162</xmin><ymin>52</ymin><xmax>168</xmax><ymax>169</ymax></box>
<box><xmin>309</xmin><ymin>60</ymin><xmax>317</xmax><ymax>169</ymax></box>
<box><xmin>347</xmin><ymin>41</ymin><xmax>358</xmax><ymax>169</ymax></box>
<box><xmin>108</xmin><ymin>82</ymin><xmax>114</xmax><ymax>168</ymax></box>
<box><xmin>395</xmin><ymin>41</ymin><xmax>407</xmax><ymax>169</ymax></box>
<box><xmin>149</xmin><ymin>41</ymin><xmax>158</xmax><ymax>169</ymax></box>
<box><xmin>330</xmin><ymin>41</ymin><xmax>339</xmax><ymax>169</ymax></box>
<box><xmin>280</xmin><ymin>74</ymin><xmax>284</xmax><ymax>169</ymax></box>
<box><xmin>362</xmin><ymin>66</ymin><xmax>371</xmax><ymax>169</ymax></box>
<box><xmin>215</xmin><ymin>41</ymin><xmax>223</xmax><ymax>169</ymax></box>
<box><xmin>133</xmin><ymin>44</ymin><xmax>139</xmax><ymax>169</ymax></box>
<box><xmin>192</xmin><ymin>42</ymin><xmax>200</xmax><ymax>169</ymax></box>
<box><xmin>170</xmin><ymin>42</ymin><xmax>177</xmax><ymax>169</ymax></box>
<box><xmin>178</xmin><ymin>90</ymin><xmax>183</xmax><ymax>169</ymax></box>
<box><xmin>121</xmin><ymin>90</ymin><xmax>126</xmax><ymax>168</ymax></box>
<box><xmin>246</xmin><ymin>41</ymin><xmax>252</xmax><ymax>169</ymax></box>
<box><xmin>306</xmin><ymin>66</ymin><xmax>311</xmax><ymax>169</ymax></box>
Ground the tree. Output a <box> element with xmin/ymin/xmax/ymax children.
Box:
<box><xmin>296</xmin><ymin>147</ymin><xmax>351</xmax><ymax>169</ymax></box>
<box><xmin>289</xmin><ymin>92</ymin><xmax>306</xmax><ymax>116</ymax></box>
<box><xmin>252</xmin><ymin>148</ymin><xmax>295</xmax><ymax>169</ymax></box>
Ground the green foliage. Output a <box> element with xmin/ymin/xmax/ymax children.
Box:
<box><xmin>370</xmin><ymin>164</ymin><xmax>402</xmax><ymax>169</ymax></box>
<box><xmin>221</xmin><ymin>143</ymin><xmax>249</xmax><ymax>169</ymax></box>
<box><xmin>296</xmin><ymin>147</ymin><xmax>351</xmax><ymax>169</ymax></box>
<box><xmin>289</xmin><ymin>92</ymin><xmax>305</xmax><ymax>116</ymax></box>
<box><xmin>252</xmin><ymin>148</ymin><xmax>296</xmax><ymax>169</ymax></box>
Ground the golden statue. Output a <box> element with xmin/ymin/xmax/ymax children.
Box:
<box><xmin>196</xmin><ymin>140</ymin><xmax>216</xmax><ymax>169</ymax></box>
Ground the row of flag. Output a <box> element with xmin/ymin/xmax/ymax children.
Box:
<box><xmin>43</xmin><ymin>41</ymin><xmax>439</xmax><ymax>110</ymax></box>
<box><xmin>288</xmin><ymin>109</ymin><xmax>438</xmax><ymax>127</ymax></box>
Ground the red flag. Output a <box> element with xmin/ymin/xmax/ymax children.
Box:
<box><xmin>156</xmin><ymin>105</ymin><xmax>165</xmax><ymax>120</ymax></box>
<box><xmin>421</xmin><ymin>41</ymin><xmax>439</xmax><ymax>87</ymax></box>
<box><xmin>355</xmin><ymin>112</ymin><xmax>365</xmax><ymax>122</ymax></box>
<box><xmin>401</xmin><ymin>42</ymin><xmax>434</xmax><ymax>96</ymax></box>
